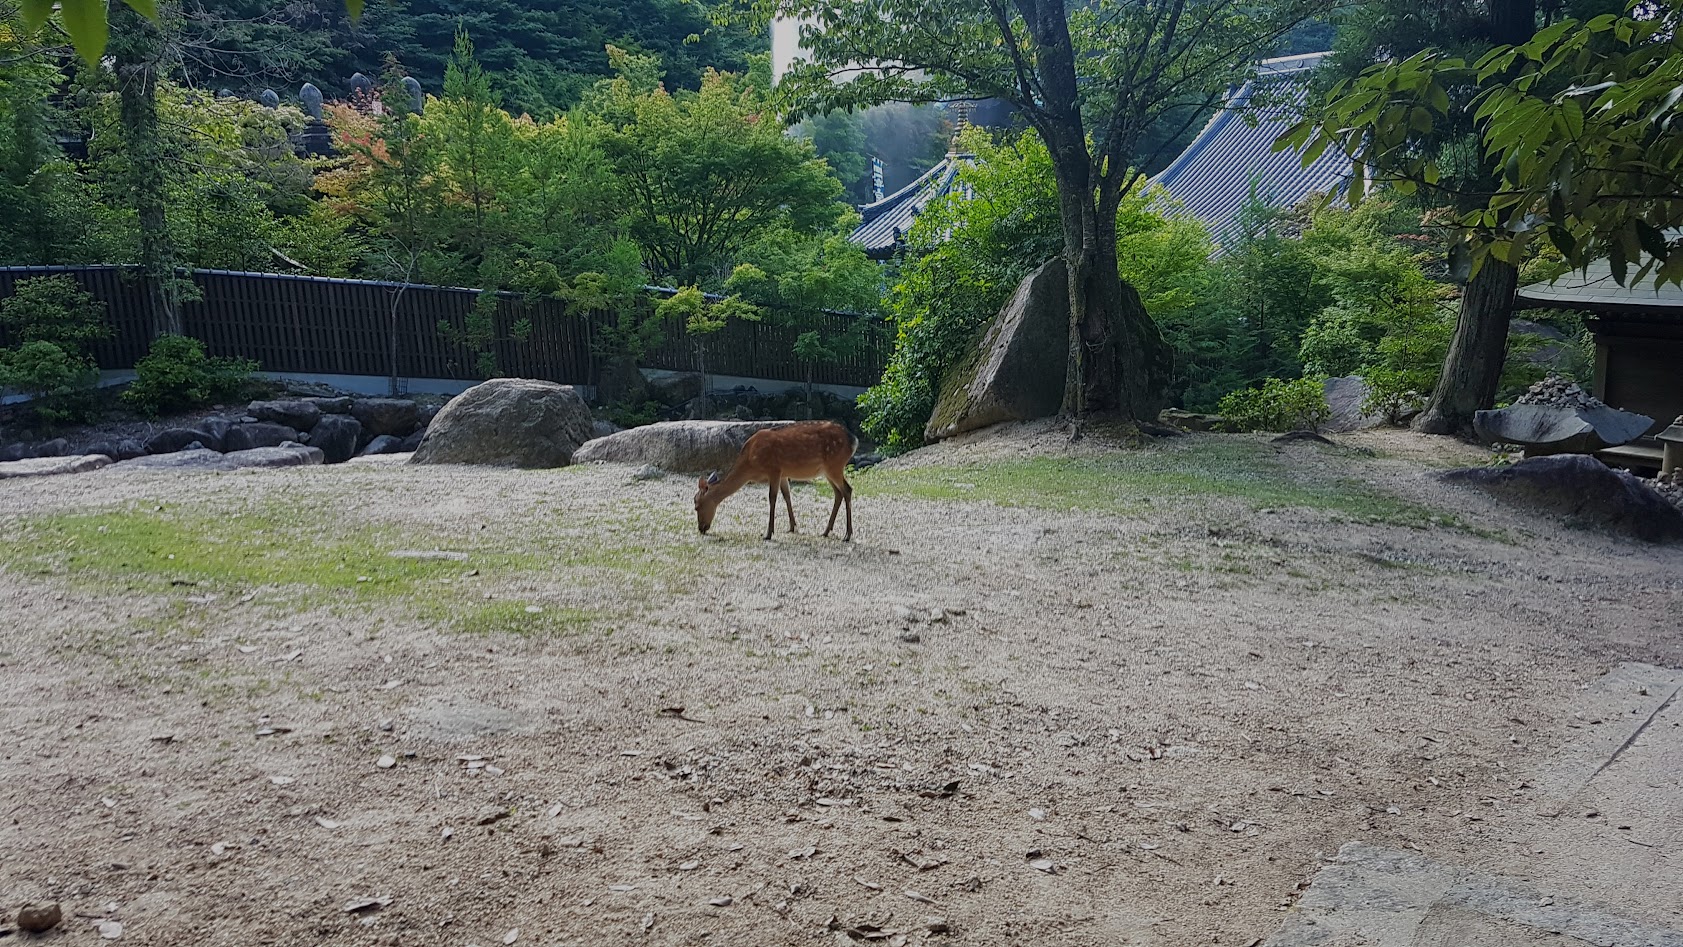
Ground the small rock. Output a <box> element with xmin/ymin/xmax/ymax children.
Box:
<box><xmin>708</xmin><ymin>896</ymin><xmax>732</xmax><ymax>907</ymax></box>
<box><xmin>925</xmin><ymin>916</ymin><xmax>951</xmax><ymax>934</ymax></box>
<box><xmin>18</xmin><ymin>903</ymin><xmax>62</xmax><ymax>932</ymax></box>
<box><xmin>98</xmin><ymin>919</ymin><xmax>124</xmax><ymax>939</ymax></box>
<box><xmin>632</xmin><ymin>464</ymin><xmax>665</xmax><ymax>481</ymax></box>
<box><xmin>502</xmin><ymin>927</ymin><xmax>519</xmax><ymax>945</ymax></box>
<box><xmin>377</xmin><ymin>755</ymin><xmax>396</xmax><ymax>769</ymax></box>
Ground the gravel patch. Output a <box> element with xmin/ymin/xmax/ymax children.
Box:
<box><xmin>0</xmin><ymin>429</ymin><xmax>1679</xmax><ymax>946</ymax></box>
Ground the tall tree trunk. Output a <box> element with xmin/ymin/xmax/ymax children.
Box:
<box><xmin>111</xmin><ymin>3</ymin><xmax>181</xmax><ymax>338</ymax></box>
<box><xmin>1045</xmin><ymin>121</ymin><xmax>1170</xmax><ymax>421</ymax></box>
<box><xmin>1415</xmin><ymin>0</ymin><xmax>1535</xmax><ymax>437</ymax></box>
<box><xmin>1025</xmin><ymin>0</ymin><xmax>1170</xmax><ymax>424</ymax></box>
<box><xmin>1413</xmin><ymin>258</ymin><xmax>1518</xmax><ymax>435</ymax></box>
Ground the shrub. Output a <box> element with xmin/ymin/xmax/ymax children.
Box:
<box><xmin>0</xmin><ymin>275</ymin><xmax>110</xmax><ymax>426</ymax></box>
<box><xmin>0</xmin><ymin>275</ymin><xmax>110</xmax><ymax>352</ymax></box>
<box><xmin>122</xmin><ymin>335</ymin><xmax>258</xmax><ymax>418</ymax></box>
<box><xmin>0</xmin><ymin>340</ymin><xmax>101</xmax><ymax>424</ymax></box>
<box><xmin>1298</xmin><ymin>306</ymin><xmax>1373</xmax><ymax>378</ymax></box>
<box><xmin>1217</xmin><ymin>376</ymin><xmax>1331</xmax><ymax>433</ymax></box>
<box><xmin>1360</xmin><ymin>365</ymin><xmax>1428</xmax><ymax>425</ymax></box>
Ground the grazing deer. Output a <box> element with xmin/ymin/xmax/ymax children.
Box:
<box><xmin>695</xmin><ymin>421</ymin><xmax>857</xmax><ymax>541</ymax></box>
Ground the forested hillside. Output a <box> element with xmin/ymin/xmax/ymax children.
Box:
<box><xmin>184</xmin><ymin>0</ymin><xmax>762</xmax><ymax>117</ymax></box>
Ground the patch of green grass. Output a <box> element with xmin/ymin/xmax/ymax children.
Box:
<box><xmin>1</xmin><ymin>507</ymin><xmax>531</xmax><ymax>596</ymax></box>
<box><xmin>0</xmin><ymin>506</ymin><xmax>681</xmax><ymax>639</ymax></box>
<box><xmin>448</xmin><ymin>601</ymin><xmax>601</xmax><ymax>637</ymax></box>
<box><xmin>856</xmin><ymin>440</ymin><xmax>1463</xmax><ymax>529</ymax></box>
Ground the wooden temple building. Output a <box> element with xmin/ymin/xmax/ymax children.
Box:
<box><xmin>1516</xmin><ymin>261</ymin><xmax>1683</xmax><ymax>471</ymax></box>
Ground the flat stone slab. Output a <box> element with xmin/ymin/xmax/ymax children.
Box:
<box><xmin>108</xmin><ymin>445</ymin><xmax>325</xmax><ymax>472</ymax></box>
<box><xmin>405</xmin><ymin>698</ymin><xmax>531</xmax><ymax>742</ymax></box>
<box><xmin>0</xmin><ymin>454</ymin><xmax>112</xmax><ymax>480</ymax></box>
<box><xmin>1266</xmin><ymin>663</ymin><xmax>1683</xmax><ymax>947</ymax></box>
<box><xmin>1265</xmin><ymin>842</ymin><xmax>1683</xmax><ymax>946</ymax></box>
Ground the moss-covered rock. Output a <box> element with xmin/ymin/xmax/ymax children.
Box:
<box><xmin>925</xmin><ymin>258</ymin><xmax>1069</xmax><ymax>441</ymax></box>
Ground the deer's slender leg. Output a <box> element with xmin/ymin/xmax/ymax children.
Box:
<box><xmin>841</xmin><ymin>476</ymin><xmax>853</xmax><ymax>541</ymax></box>
<box><xmin>824</xmin><ymin>476</ymin><xmax>844</xmax><ymax>537</ymax></box>
<box><xmin>781</xmin><ymin>480</ymin><xmax>797</xmax><ymax>532</ymax></box>
<box><xmin>765</xmin><ymin>479</ymin><xmax>778</xmax><ymax>541</ymax></box>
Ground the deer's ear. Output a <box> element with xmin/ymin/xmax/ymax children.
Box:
<box><xmin>706</xmin><ymin>471</ymin><xmax>721</xmax><ymax>485</ymax></box>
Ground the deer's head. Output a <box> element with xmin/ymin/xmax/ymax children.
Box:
<box><xmin>694</xmin><ymin>471</ymin><xmax>722</xmax><ymax>533</ymax></box>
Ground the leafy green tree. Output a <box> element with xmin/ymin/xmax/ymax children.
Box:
<box><xmin>108</xmin><ymin>1</ymin><xmax>184</xmax><ymax>337</ymax></box>
<box><xmin>1286</xmin><ymin>0</ymin><xmax>1627</xmax><ymax>435</ymax></box>
<box><xmin>860</xmin><ymin>127</ymin><xmax>1207</xmax><ymax>450</ymax></box>
<box><xmin>655</xmin><ymin>285</ymin><xmax>761</xmax><ymax>407</ymax></box>
<box><xmin>0</xmin><ymin>274</ymin><xmax>110</xmax><ymax>350</ymax></box>
<box><xmin>432</xmin><ymin>28</ymin><xmax>514</xmax><ymax>262</ymax></box>
<box><xmin>726</xmin><ymin>228</ymin><xmax>883</xmax><ymax>397</ymax></box>
<box><xmin>0</xmin><ymin>275</ymin><xmax>110</xmax><ymax>425</ymax></box>
<box><xmin>0</xmin><ymin>36</ymin><xmax>112</xmax><ymax>264</ymax></box>
<box><xmin>590</xmin><ymin>53</ymin><xmax>848</xmax><ymax>285</ymax></box>
<box><xmin>749</xmin><ymin>0</ymin><xmax>1327</xmax><ymax>423</ymax></box>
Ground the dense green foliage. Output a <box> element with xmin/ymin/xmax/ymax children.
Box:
<box><xmin>859</xmin><ymin>129</ymin><xmax>1208</xmax><ymax>452</ymax></box>
<box><xmin>0</xmin><ymin>275</ymin><xmax>111</xmax><ymax>424</ymax></box>
<box><xmin>1296</xmin><ymin>0</ymin><xmax>1683</xmax><ymax>285</ymax></box>
<box><xmin>1216</xmin><ymin>377</ymin><xmax>1332</xmax><ymax>433</ymax></box>
<box><xmin>122</xmin><ymin>335</ymin><xmax>258</xmax><ymax>417</ymax></box>
<box><xmin>0</xmin><ymin>15</ymin><xmax>871</xmax><ymax>405</ymax></box>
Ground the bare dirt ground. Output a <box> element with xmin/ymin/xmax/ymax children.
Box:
<box><xmin>2</xmin><ymin>426</ymin><xmax>1680</xmax><ymax>947</ymax></box>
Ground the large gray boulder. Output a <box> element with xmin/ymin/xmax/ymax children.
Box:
<box><xmin>926</xmin><ymin>258</ymin><xmax>1068</xmax><ymax>441</ymax></box>
<box><xmin>308</xmin><ymin>414</ymin><xmax>362</xmax><ymax>464</ymax></box>
<box><xmin>350</xmin><ymin>398</ymin><xmax>423</xmax><ymax>437</ymax></box>
<box><xmin>1441</xmin><ymin>454</ymin><xmax>1683</xmax><ymax>543</ymax></box>
<box><xmin>108</xmin><ymin>449</ymin><xmax>230</xmax><ymax>471</ymax></box>
<box><xmin>1473</xmin><ymin>404</ymin><xmax>1653</xmax><ymax>456</ymax></box>
<box><xmin>409</xmin><ymin>378</ymin><xmax>595</xmax><ymax>468</ymax></box>
<box><xmin>305</xmin><ymin>396</ymin><xmax>352</xmax><ymax>414</ymax></box>
<box><xmin>1322</xmin><ymin>376</ymin><xmax>1387</xmax><ymax>433</ymax></box>
<box><xmin>0</xmin><ymin>454</ymin><xmax>112</xmax><ymax>480</ymax></box>
<box><xmin>248</xmin><ymin>399</ymin><xmax>323</xmax><ymax>432</ymax></box>
<box><xmin>223</xmin><ymin>422</ymin><xmax>300</xmax><ymax>452</ymax></box>
<box><xmin>572</xmin><ymin>420</ymin><xmax>797</xmax><ymax>474</ymax></box>
<box><xmin>108</xmin><ymin>444</ymin><xmax>323</xmax><ymax>472</ymax></box>
<box><xmin>223</xmin><ymin>444</ymin><xmax>325</xmax><ymax>469</ymax></box>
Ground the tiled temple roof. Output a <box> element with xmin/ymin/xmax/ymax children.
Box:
<box><xmin>847</xmin><ymin>52</ymin><xmax>1349</xmax><ymax>256</ymax></box>
<box><xmin>1152</xmin><ymin>51</ymin><xmax>1351</xmax><ymax>247</ymax></box>
<box><xmin>848</xmin><ymin>152</ymin><xmax>976</xmax><ymax>260</ymax></box>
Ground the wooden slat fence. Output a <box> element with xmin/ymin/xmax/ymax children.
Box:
<box><xmin>0</xmin><ymin>266</ymin><xmax>889</xmax><ymax>389</ymax></box>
